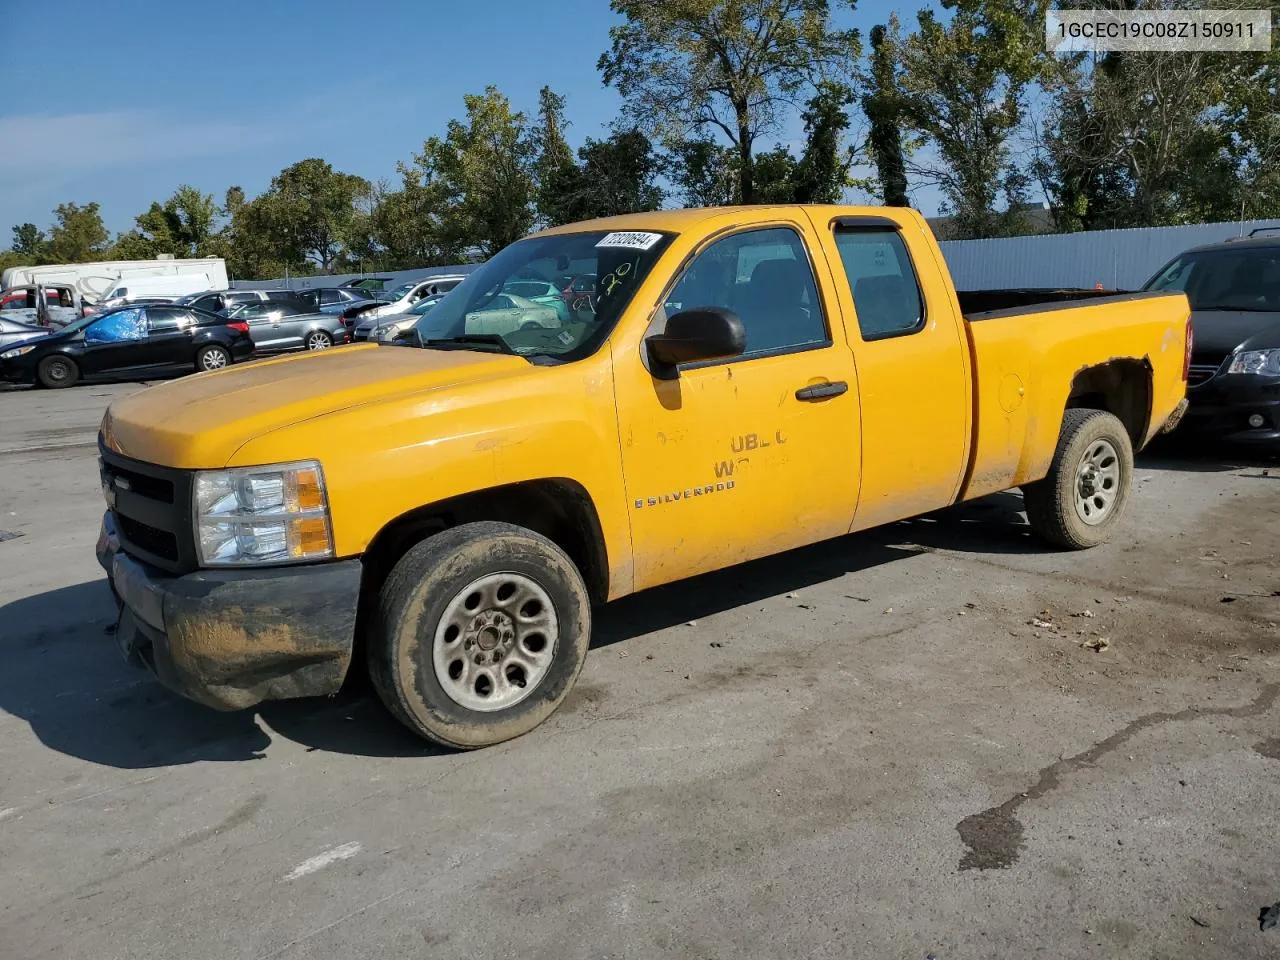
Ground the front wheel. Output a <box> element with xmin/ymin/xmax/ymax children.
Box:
<box><xmin>1023</xmin><ymin>408</ymin><xmax>1134</xmax><ymax>550</ymax></box>
<box><xmin>195</xmin><ymin>344</ymin><xmax>231</xmax><ymax>373</ymax></box>
<box><xmin>368</xmin><ymin>521</ymin><xmax>591</xmax><ymax>749</ymax></box>
<box><xmin>305</xmin><ymin>331</ymin><xmax>333</xmax><ymax>351</ymax></box>
<box><xmin>37</xmin><ymin>356</ymin><xmax>79</xmax><ymax>389</ymax></box>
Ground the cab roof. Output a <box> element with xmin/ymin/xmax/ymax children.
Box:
<box><xmin>532</xmin><ymin>205</ymin><xmax>915</xmax><ymax>238</ymax></box>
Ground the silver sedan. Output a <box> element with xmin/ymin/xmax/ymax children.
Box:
<box><xmin>224</xmin><ymin>301</ymin><xmax>350</xmax><ymax>353</ymax></box>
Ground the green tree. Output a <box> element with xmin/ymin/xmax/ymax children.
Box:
<box><xmin>893</xmin><ymin>0</ymin><xmax>1047</xmax><ymax>237</ymax></box>
<box><xmin>791</xmin><ymin>81</ymin><xmax>855</xmax><ymax>203</ymax></box>
<box><xmin>11</xmin><ymin>223</ymin><xmax>47</xmax><ymax>260</ymax></box>
<box><xmin>667</xmin><ymin>139</ymin><xmax>740</xmax><ymax>207</ymax></box>
<box><xmin>556</xmin><ymin>129</ymin><xmax>665</xmax><ymax>221</ymax></box>
<box><xmin>1038</xmin><ymin>41</ymin><xmax>1280</xmax><ymax>229</ymax></box>
<box><xmin>599</xmin><ymin>0</ymin><xmax>861</xmax><ymax>203</ymax></box>
<box><xmin>752</xmin><ymin>146</ymin><xmax>801</xmax><ymax>203</ymax></box>
<box><xmin>44</xmin><ymin>202</ymin><xmax>110</xmax><ymax>262</ymax></box>
<box><xmin>861</xmin><ymin>22</ymin><xmax>909</xmax><ymax>206</ymax></box>
<box><xmin>533</xmin><ymin>87</ymin><xmax>584</xmax><ymax>227</ymax></box>
<box><xmin>411</xmin><ymin>87</ymin><xmax>536</xmax><ymax>258</ymax></box>
<box><xmin>252</xmin><ymin>159</ymin><xmax>370</xmax><ymax>273</ymax></box>
<box><xmin>364</xmin><ymin>172</ymin><xmax>462</xmax><ymax>269</ymax></box>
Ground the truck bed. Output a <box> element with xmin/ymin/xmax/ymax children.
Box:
<box><xmin>958</xmin><ymin>289</ymin><xmax>1189</xmax><ymax>503</ymax></box>
<box><xmin>957</xmin><ymin>288</ymin><xmax>1132</xmax><ymax>317</ymax></box>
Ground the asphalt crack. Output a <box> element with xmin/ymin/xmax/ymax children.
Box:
<box><xmin>957</xmin><ymin>681</ymin><xmax>1280</xmax><ymax>871</ymax></box>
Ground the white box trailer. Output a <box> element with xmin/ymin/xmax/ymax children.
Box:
<box><xmin>0</xmin><ymin>256</ymin><xmax>228</xmax><ymax>305</ymax></box>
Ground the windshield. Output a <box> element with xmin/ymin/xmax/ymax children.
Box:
<box><xmin>57</xmin><ymin>311</ymin><xmax>113</xmax><ymax>335</ymax></box>
<box><xmin>385</xmin><ymin>282</ymin><xmax>417</xmax><ymax>302</ymax></box>
<box><xmin>409</xmin><ymin>230</ymin><xmax>674</xmax><ymax>360</ymax></box>
<box><xmin>1146</xmin><ymin>247</ymin><xmax>1280</xmax><ymax>312</ymax></box>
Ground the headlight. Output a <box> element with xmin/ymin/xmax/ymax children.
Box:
<box><xmin>1227</xmin><ymin>348</ymin><xmax>1280</xmax><ymax>376</ymax></box>
<box><xmin>0</xmin><ymin>344</ymin><xmax>37</xmax><ymax>359</ymax></box>
<box><xmin>193</xmin><ymin>461</ymin><xmax>334</xmax><ymax>566</ymax></box>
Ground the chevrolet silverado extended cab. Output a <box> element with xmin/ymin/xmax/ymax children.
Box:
<box><xmin>95</xmin><ymin>206</ymin><xmax>1191</xmax><ymax>748</ymax></box>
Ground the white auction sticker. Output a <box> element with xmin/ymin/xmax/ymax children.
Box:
<box><xmin>1047</xmin><ymin>9</ymin><xmax>1271</xmax><ymax>52</ymax></box>
<box><xmin>596</xmin><ymin>231</ymin><xmax>664</xmax><ymax>250</ymax></box>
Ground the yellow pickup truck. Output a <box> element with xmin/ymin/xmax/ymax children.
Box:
<box><xmin>95</xmin><ymin>205</ymin><xmax>1191</xmax><ymax>748</ymax></box>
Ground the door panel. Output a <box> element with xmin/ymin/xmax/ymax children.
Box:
<box><xmin>80</xmin><ymin>308</ymin><xmax>151</xmax><ymax>374</ymax></box>
<box><xmin>274</xmin><ymin>312</ymin><xmax>308</xmax><ymax>350</ymax></box>
<box><xmin>807</xmin><ymin>213</ymin><xmax>970</xmax><ymax>530</ymax></box>
<box><xmin>147</xmin><ymin>308</ymin><xmax>196</xmax><ymax>365</ymax></box>
<box><xmin>613</xmin><ymin>222</ymin><xmax>860</xmax><ymax>592</ymax></box>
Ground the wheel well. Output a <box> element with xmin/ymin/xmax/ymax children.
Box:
<box><xmin>1065</xmin><ymin>359</ymin><xmax>1152</xmax><ymax>445</ymax></box>
<box><xmin>358</xmin><ymin>479</ymin><xmax>610</xmax><ymax>611</ymax></box>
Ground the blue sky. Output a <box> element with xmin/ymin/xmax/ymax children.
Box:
<box><xmin>0</xmin><ymin>0</ymin><xmax>933</xmax><ymax>243</ymax></box>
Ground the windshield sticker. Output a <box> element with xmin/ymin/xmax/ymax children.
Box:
<box><xmin>596</xmin><ymin>231</ymin><xmax>663</xmax><ymax>251</ymax></box>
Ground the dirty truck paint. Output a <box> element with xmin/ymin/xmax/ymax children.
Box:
<box><xmin>100</xmin><ymin>205</ymin><xmax>1190</xmax><ymax>601</ymax></box>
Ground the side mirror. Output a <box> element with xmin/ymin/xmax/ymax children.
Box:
<box><xmin>645</xmin><ymin>307</ymin><xmax>745</xmax><ymax>375</ymax></box>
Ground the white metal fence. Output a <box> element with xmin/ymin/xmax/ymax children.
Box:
<box><xmin>939</xmin><ymin>218</ymin><xmax>1280</xmax><ymax>290</ymax></box>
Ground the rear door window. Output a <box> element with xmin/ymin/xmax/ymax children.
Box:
<box><xmin>147</xmin><ymin>307</ymin><xmax>195</xmax><ymax>332</ymax></box>
<box><xmin>831</xmin><ymin>228</ymin><xmax>925</xmax><ymax>340</ymax></box>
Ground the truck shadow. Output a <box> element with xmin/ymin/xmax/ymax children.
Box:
<box><xmin>0</xmin><ymin>579</ymin><xmax>435</xmax><ymax>770</ymax></box>
<box><xmin>592</xmin><ymin>492</ymin><xmax>1037</xmax><ymax>648</ymax></box>
<box><xmin>0</xmin><ymin>490</ymin><xmax>1051</xmax><ymax>769</ymax></box>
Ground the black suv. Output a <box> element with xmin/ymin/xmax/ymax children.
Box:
<box><xmin>1144</xmin><ymin>230</ymin><xmax>1280</xmax><ymax>447</ymax></box>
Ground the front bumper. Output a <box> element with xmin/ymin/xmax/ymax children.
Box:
<box><xmin>97</xmin><ymin>511</ymin><xmax>362</xmax><ymax>711</ymax></box>
<box><xmin>0</xmin><ymin>359</ymin><xmax>35</xmax><ymax>384</ymax></box>
<box><xmin>1180</xmin><ymin>375</ymin><xmax>1280</xmax><ymax>445</ymax></box>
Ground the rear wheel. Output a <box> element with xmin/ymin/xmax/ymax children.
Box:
<box><xmin>368</xmin><ymin>521</ymin><xmax>591</xmax><ymax>749</ymax></box>
<box><xmin>195</xmin><ymin>345</ymin><xmax>230</xmax><ymax>373</ymax></box>
<box><xmin>305</xmin><ymin>331</ymin><xmax>333</xmax><ymax>351</ymax></box>
<box><xmin>36</xmin><ymin>356</ymin><xmax>79</xmax><ymax>389</ymax></box>
<box><xmin>1023</xmin><ymin>409</ymin><xmax>1134</xmax><ymax>549</ymax></box>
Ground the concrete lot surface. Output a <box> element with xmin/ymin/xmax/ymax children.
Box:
<box><xmin>1</xmin><ymin>380</ymin><xmax>1278</xmax><ymax>959</ymax></box>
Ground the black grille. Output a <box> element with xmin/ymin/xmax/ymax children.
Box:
<box><xmin>1187</xmin><ymin>363</ymin><xmax>1220</xmax><ymax>387</ymax></box>
<box><xmin>117</xmin><ymin>515</ymin><xmax>179</xmax><ymax>562</ymax></box>
<box><xmin>104</xmin><ymin>463</ymin><xmax>174</xmax><ymax>503</ymax></box>
<box><xmin>100</xmin><ymin>445</ymin><xmax>196</xmax><ymax>574</ymax></box>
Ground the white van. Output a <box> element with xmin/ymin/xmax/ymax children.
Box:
<box><xmin>93</xmin><ymin>274</ymin><xmax>218</xmax><ymax>311</ymax></box>
<box><xmin>1</xmin><ymin>257</ymin><xmax>228</xmax><ymax>307</ymax></box>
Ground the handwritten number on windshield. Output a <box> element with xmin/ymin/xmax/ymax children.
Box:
<box><xmin>600</xmin><ymin>261</ymin><xmax>633</xmax><ymax>298</ymax></box>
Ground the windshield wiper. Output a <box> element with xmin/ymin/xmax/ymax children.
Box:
<box><xmin>421</xmin><ymin>334</ymin><xmax>517</xmax><ymax>355</ymax></box>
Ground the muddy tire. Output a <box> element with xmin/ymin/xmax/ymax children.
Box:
<box><xmin>368</xmin><ymin>521</ymin><xmax>591</xmax><ymax>749</ymax></box>
<box><xmin>1023</xmin><ymin>409</ymin><xmax>1134</xmax><ymax>550</ymax></box>
<box><xmin>195</xmin><ymin>345</ymin><xmax>231</xmax><ymax>373</ymax></box>
<box><xmin>36</xmin><ymin>355</ymin><xmax>79</xmax><ymax>389</ymax></box>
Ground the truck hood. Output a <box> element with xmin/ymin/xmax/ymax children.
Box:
<box><xmin>102</xmin><ymin>344</ymin><xmax>528</xmax><ymax>468</ymax></box>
